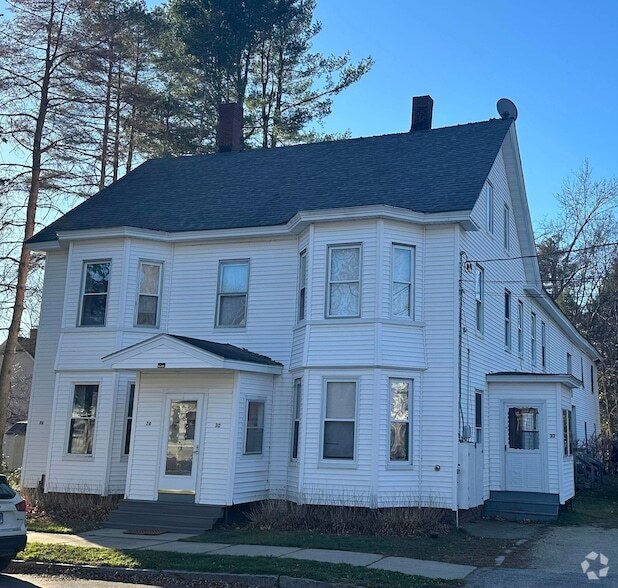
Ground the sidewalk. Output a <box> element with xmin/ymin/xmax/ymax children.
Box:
<box><xmin>27</xmin><ymin>529</ymin><xmax>475</xmax><ymax>581</ymax></box>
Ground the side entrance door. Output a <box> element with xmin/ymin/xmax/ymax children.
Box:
<box><xmin>504</xmin><ymin>404</ymin><xmax>545</xmax><ymax>492</ymax></box>
<box><xmin>159</xmin><ymin>394</ymin><xmax>203</xmax><ymax>496</ymax></box>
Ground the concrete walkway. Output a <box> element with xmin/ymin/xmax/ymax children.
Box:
<box><xmin>27</xmin><ymin>529</ymin><xmax>475</xmax><ymax>580</ymax></box>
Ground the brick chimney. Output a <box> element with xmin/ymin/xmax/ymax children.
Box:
<box><xmin>216</xmin><ymin>103</ymin><xmax>243</xmax><ymax>152</ymax></box>
<box><xmin>410</xmin><ymin>95</ymin><xmax>434</xmax><ymax>132</ymax></box>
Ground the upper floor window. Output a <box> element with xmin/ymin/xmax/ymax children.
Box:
<box><xmin>486</xmin><ymin>182</ymin><xmax>494</xmax><ymax>233</ymax></box>
<box><xmin>124</xmin><ymin>383</ymin><xmax>135</xmax><ymax>455</ymax></box>
<box><xmin>503</xmin><ymin>204</ymin><xmax>510</xmax><ymax>250</ymax></box>
<box><xmin>298</xmin><ymin>251</ymin><xmax>307</xmax><ymax>321</ymax></box>
<box><xmin>217</xmin><ymin>260</ymin><xmax>249</xmax><ymax>327</ymax></box>
<box><xmin>517</xmin><ymin>300</ymin><xmax>524</xmax><ymax>354</ymax></box>
<box><xmin>504</xmin><ymin>290</ymin><xmax>512</xmax><ymax>350</ymax></box>
<box><xmin>390</xmin><ymin>379</ymin><xmax>412</xmax><ymax>462</ymax></box>
<box><xmin>327</xmin><ymin>245</ymin><xmax>361</xmax><ymax>318</ymax></box>
<box><xmin>291</xmin><ymin>379</ymin><xmax>302</xmax><ymax>460</ymax></box>
<box><xmin>136</xmin><ymin>262</ymin><xmax>162</xmax><ymax>327</ymax></box>
<box><xmin>79</xmin><ymin>261</ymin><xmax>110</xmax><ymax>327</ymax></box>
<box><xmin>591</xmin><ymin>364</ymin><xmax>595</xmax><ymax>394</ymax></box>
<box><xmin>322</xmin><ymin>380</ymin><xmax>356</xmax><ymax>460</ymax></box>
<box><xmin>580</xmin><ymin>357</ymin><xmax>584</xmax><ymax>387</ymax></box>
<box><xmin>541</xmin><ymin>321</ymin><xmax>547</xmax><ymax>368</ymax></box>
<box><xmin>475</xmin><ymin>266</ymin><xmax>484</xmax><ymax>333</ymax></box>
<box><xmin>531</xmin><ymin>312</ymin><xmax>537</xmax><ymax>364</ymax></box>
<box><xmin>68</xmin><ymin>384</ymin><xmax>99</xmax><ymax>454</ymax></box>
<box><xmin>392</xmin><ymin>245</ymin><xmax>414</xmax><ymax>318</ymax></box>
<box><xmin>567</xmin><ymin>352</ymin><xmax>572</xmax><ymax>375</ymax></box>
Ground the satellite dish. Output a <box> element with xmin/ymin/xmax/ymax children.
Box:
<box><xmin>497</xmin><ymin>98</ymin><xmax>518</xmax><ymax>120</ymax></box>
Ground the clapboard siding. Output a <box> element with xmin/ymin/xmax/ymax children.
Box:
<box><xmin>21</xmin><ymin>251</ymin><xmax>68</xmax><ymax>488</ymax></box>
<box><xmin>107</xmin><ymin>373</ymin><xmax>134</xmax><ymax>494</ymax></box>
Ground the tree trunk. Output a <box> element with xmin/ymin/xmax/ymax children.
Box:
<box><xmin>0</xmin><ymin>1</ymin><xmax>56</xmax><ymax>459</ymax></box>
<box><xmin>112</xmin><ymin>56</ymin><xmax>122</xmax><ymax>182</ymax></box>
<box><xmin>99</xmin><ymin>46</ymin><xmax>115</xmax><ymax>190</ymax></box>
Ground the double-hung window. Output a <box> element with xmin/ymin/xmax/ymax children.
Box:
<box><xmin>136</xmin><ymin>261</ymin><xmax>162</xmax><ymax>326</ymax></box>
<box><xmin>517</xmin><ymin>300</ymin><xmax>524</xmax><ymax>354</ymax></box>
<box><xmin>541</xmin><ymin>321</ymin><xmax>547</xmax><ymax>368</ymax></box>
<box><xmin>79</xmin><ymin>261</ymin><xmax>110</xmax><ymax>326</ymax></box>
<box><xmin>298</xmin><ymin>251</ymin><xmax>307</xmax><ymax>321</ymax></box>
<box><xmin>291</xmin><ymin>379</ymin><xmax>302</xmax><ymax>459</ymax></box>
<box><xmin>217</xmin><ymin>260</ymin><xmax>249</xmax><ymax>327</ymax></box>
<box><xmin>563</xmin><ymin>409</ymin><xmax>573</xmax><ymax>456</ymax></box>
<box><xmin>67</xmin><ymin>384</ymin><xmax>99</xmax><ymax>455</ymax></box>
<box><xmin>327</xmin><ymin>245</ymin><xmax>361</xmax><ymax>318</ymax></box>
<box><xmin>504</xmin><ymin>290</ymin><xmax>512</xmax><ymax>350</ymax></box>
<box><xmin>322</xmin><ymin>381</ymin><xmax>356</xmax><ymax>460</ymax></box>
<box><xmin>486</xmin><ymin>182</ymin><xmax>494</xmax><ymax>233</ymax></box>
<box><xmin>503</xmin><ymin>204</ymin><xmax>510</xmax><ymax>250</ymax></box>
<box><xmin>531</xmin><ymin>312</ymin><xmax>537</xmax><ymax>364</ymax></box>
<box><xmin>389</xmin><ymin>379</ymin><xmax>411</xmax><ymax>462</ymax></box>
<box><xmin>244</xmin><ymin>401</ymin><xmax>264</xmax><ymax>454</ymax></box>
<box><xmin>124</xmin><ymin>383</ymin><xmax>135</xmax><ymax>455</ymax></box>
<box><xmin>475</xmin><ymin>391</ymin><xmax>483</xmax><ymax>444</ymax></box>
<box><xmin>475</xmin><ymin>266</ymin><xmax>485</xmax><ymax>333</ymax></box>
<box><xmin>392</xmin><ymin>245</ymin><xmax>414</xmax><ymax>318</ymax></box>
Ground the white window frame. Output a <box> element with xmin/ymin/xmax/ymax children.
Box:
<box><xmin>486</xmin><ymin>182</ymin><xmax>494</xmax><ymax>234</ymax></box>
<box><xmin>321</xmin><ymin>378</ymin><xmax>358</xmax><ymax>463</ymax></box>
<box><xmin>123</xmin><ymin>382</ymin><xmax>135</xmax><ymax>456</ymax></box>
<box><xmin>216</xmin><ymin>259</ymin><xmax>250</xmax><ymax>328</ymax></box>
<box><xmin>517</xmin><ymin>300</ymin><xmax>524</xmax><ymax>355</ymax></box>
<box><xmin>66</xmin><ymin>383</ymin><xmax>100</xmax><ymax>456</ymax></box>
<box><xmin>503</xmin><ymin>204</ymin><xmax>510</xmax><ymax>250</ymax></box>
<box><xmin>475</xmin><ymin>390</ymin><xmax>483</xmax><ymax>444</ymax></box>
<box><xmin>134</xmin><ymin>260</ymin><xmax>163</xmax><ymax>327</ymax></box>
<box><xmin>541</xmin><ymin>321</ymin><xmax>547</xmax><ymax>368</ymax></box>
<box><xmin>78</xmin><ymin>260</ymin><xmax>111</xmax><ymax>327</ymax></box>
<box><xmin>389</xmin><ymin>378</ymin><xmax>412</xmax><ymax>464</ymax></box>
<box><xmin>504</xmin><ymin>289</ymin><xmax>512</xmax><ymax>351</ymax></box>
<box><xmin>244</xmin><ymin>399</ymin><xmax>265</xmax><ymax>455</ymax></box>
<box><xmin>531</xmin><ymin>312</ymin><xmax>537</xmax><ymax>364</ymax></box>
<box><xmin>291</xmin><ymin>378</ymin><xmax>302</xmax><ymax>460</ymax></box>
<box><xmin>326</xmin><ymin>244</ymin><xmax>362</xmax><ymax>319</ymax></box>
<box><xmin>475</xmin><ymin>266</ymin><xmax>484</xmax><ymax>334</ymax></box>
<box><xmin>391</xmin><ymin>244</ymin><xmax>415</xmax><ymax>319</ymax></box>
<box><xmin>297</xmin><ymin>250</ymin><xmax>307</xmax><ymax>322</ymax></box>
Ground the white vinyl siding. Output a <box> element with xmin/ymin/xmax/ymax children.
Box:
<box><xmin>78</xmin><ymin>261</ymin><xmax>110</xmax><ymax>327</ymax></box>
<box><xmin>135</xmin><ymin>261</ymin><xmax>162</xmax><ymax>327</ymax></box>
<box><xmin>389</xmin><ymin>379</ymin><xmax>411</xmax><ymax>462</ymax></box>
<box><xmin>322</xmin><ymin>380</ymin><xmax>357</xmax><ymax>460</ymax></box>
<box><xmin>503</xmin><ymin>204</ymin><xmax>510</xmax><ymax>250</ymax></box>
<box><xmin>216</xmin><ymin>260</ymin><xmax>249</xmax><ymax>327</ymax></box>
<box><xmin>391</xmin><ymin>245</ymin><xmax>414</xmax><ymax>318</ymax></box>
<box><xmin>326</xmin><ymin>245</ymin><xmax>361</xmax><ymax>318</ymax></box>
<box><xmin>486</xmin><ymin>182</ymin><xmax>494</xmax><ymax>233</ymax></box>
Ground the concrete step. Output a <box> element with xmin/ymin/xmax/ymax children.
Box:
<box><xmin>483</xmin><ymin>508</ymin><xmax>558</xmax><ymax>522</ymax></box>
<box><xmin>113</xmin><ymin>501</ymin><xmax>223</xmax><ymax>518</ymax></box>
<box><xmin>488</xmin><ymin>491</ymin><xmax>559</xmax><ymax>504</ymax></box>
<box><xmin>484</xmin><ymin>501</ymin><xmax>558</xmax><ymax>514</ymax></box>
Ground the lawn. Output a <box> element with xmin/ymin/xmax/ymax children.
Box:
<box><xmin>19</xmin><ymin>543</ymin><xmax>459</xmax><ymax>588</ymax></box>
<box><xmin>184</xmin><ymin>528</ymin><xmax>510</xmax><ymax>567</ymax></box>
<box><xmin>558</xmin><ymin>474</ymin><xmax>618</xmax><ymax>527</ymax></box>
<box><xmin>27</xmin><ymin>518</ymin><xmax>102</xmax><ymax>534</ymax></box>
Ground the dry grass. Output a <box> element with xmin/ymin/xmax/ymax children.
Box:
<box><xmin>248</xmin><ymin>499</ymin><xmax>449</xmax><ymax>537</ymax></box>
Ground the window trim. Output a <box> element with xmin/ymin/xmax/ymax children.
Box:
<box><xmin>320</xmin><ymin>378</ymin><xmax>359</xmax><ymax>464</ymax></box>
<box><xmin>291</xmin><ymin>378</ymin><xmax>302</xmax><ymax>461</ymax></box>
<box><xmin>122</xmin><ymin>382</ymin><xmax>136</xmax><ymax>457</ymax></box>
<box><xmin>563</xmin><ymin>409</ymin><xmax>573</xmax><ymax>457</ymax></box>
<box><xmin>243</xmin><ymin>399</ymin><xmax>265</xmax><ymax>456</ymax></box>
<box><xmin>475</xmin><ymin>265</ymin><xmax>485</xmax><ymax>334</ymax></box>
<box><xmin>391</xmin><ymin>244</ymin><xmax>415</xmax><ymax>319</ymax></box>
<box><xmin>504</xmin><ymin>289</ymin><xmax>512</xmax><ymax>351</ymax></box>
<box><xmin>531</xmin><ymin>312</ymin><xmax>537</xmax><ymax>364</ymax></box>
<box><xmin>326</xmin><ymin>244</ymin><xmax>362</xmax><ymax>319</ymax></box>
<box><xmin>541</xmin><ymin>321</ymin><xmax>547</xmax><ymax>369</ymax></box>
<box><xmin>590</xmin><ymin>364</ymin><xmax>595</xmax><ymax>394</ymax></box>
<box><xmin>66</xmin><ymin>382</ymin><xmax>100</xmax><ymax>457</ymax></box>
<box><xmin>77</xmin><ymin>260</ymin><xmax>111</xmax><ymax>328</ymax></box>
<box><xmin>134</xmin><ymin>260</ymin><xmax>163</xmax><ymax>328</ymax></box>
<box><xmin>503</xmin><ymin>204</ymin><xmax>510</xmax><ymax>251</ymax></box>
<box><xmin>388</xmin><ymin>378</ymin><xmax>413</xmax><ymax>464</ymax></box>
<box><xmin>216</xmin><ymin>259</ymin><xmax>250</xmax><ymax>328</ymax></box>
<box><xmin>297</xmin><ymin>250</ymin><xmax>307</xmax><ymax>322</ymax></box>
<box><xmin>517</xmin><ymin>300</ymin><xmax>524</xmax><ymax>355</ymax></box>
<box><xmin>486</xmin><ymin>182</ymin><xmax>494</xmax><ymax>234</ymax></box>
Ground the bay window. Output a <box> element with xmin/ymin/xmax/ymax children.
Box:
<box><xmin>392</xmin><ymin>245</ymin><xmax>414</xmax><ymax>318</ymax></box>
<box><xmin>67</xmin><ymin>384</ymin><xmax>99</xmax><ymax>455</ymax></box>
<box><xmin>79</xmin><ymin>261</ymin><xmax>110</xmax><ymax>326</ymax></box>
<box><xmin>322</xmin><ymin>381</ymin><xmax>357</xmax><ymax>460</ymax></box>
<box><xmin>327</xmin><ymin>245</ymin><xmax>361</xmax><ymax>318</ymax></box>
<box><xmin>390</xmin><ymin>379</ymin><xmax>411</xmax><ymax>462</ymax></box>
<box><xmin>136</xmin><ymin>261</ymin><xmax>162</xmax><ymax>326</ymax></box>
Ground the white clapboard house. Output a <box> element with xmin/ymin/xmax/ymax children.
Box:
<box><xmin>21</xmin><ymin>97</ymin><xmax>601</xmax><ymax>530</ymax></box>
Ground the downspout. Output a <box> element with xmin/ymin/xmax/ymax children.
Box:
<box><xmin>456</xmin><ymin>251</ymin><xmax>466</xmax><ymax>529</ymax></box>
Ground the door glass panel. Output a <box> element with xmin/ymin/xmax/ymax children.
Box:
<box><xmin>166</xmin><ymin>400</ymin><xmax>197</xmax><ymax>476</ymax></box>
<box><xmin>508</xmin><ymin>407</ymin><xmax>539</xmax><ymax>450</ymax></box>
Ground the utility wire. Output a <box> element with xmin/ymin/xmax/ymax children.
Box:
<box><xmin>466</xmin><ymin>241</ymin><xmax>618</xmax><ymax>264</ymax></box>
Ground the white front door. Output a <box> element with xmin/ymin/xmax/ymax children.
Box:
<box><xmin>504</xmin><ymin>405</ymin><xmax>545</xmax><ymax>492</ymax></box>
<box><xmin>159</xmin><ymin>394</ymin><xmax>203</xmax><ymax>495</ymax></box>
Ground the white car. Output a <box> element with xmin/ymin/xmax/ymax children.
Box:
<box><xmin>0</xmin><ymin>474</ymin><xmax>26</xmax><ymax>572</ymax></box>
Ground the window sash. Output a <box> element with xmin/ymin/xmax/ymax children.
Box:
<box><xmin>217</xmin><ymin>261</ymin><xmax>249</xmax><ymax>327</ymax></box>
<box><xmin>322</xmin><ymin>381</ymin><xmax>356</xmax><ymax>460</ymax></box>
<box><xmin>389</xmin><ymin>379</ymin><xmax>411</xmax><ymax>462</ymax></box>
<box><xmin>531</xmin><ymin>313</ymin><xmax>537</xmax><ymax>364</ymax></box>
<box><xmin>291</xmin><ymin>379</ymin><xmax>302</xmax><ymax>459</ymax></box>
<box><xmin>136</xmin><ymin>262</ymin><xmax>162</xmax><ymax>326</ymax></box>
<box><xmin>391</xmin><ymin>246</ymin><xmax>414</xmax><ymax>318</ymax></box>
<box><xmin>298</xmin><ymin>251</ymin><xmax>307</xmax><ymax>321</ymax></box>
<box><xmin>475</xmin><ymin>266</ymin><xmax>484</xmax><ymax>333</ymax></box>
<box><xmin>541</xmin><ymin>322</ymin><xmax>547</xmax><ymax>367</ymax></box>
<box><xmin>517</xmin><ymin>301</ymin><xmax>524</xmax><ymax>354</ymax></box>
<box><xmin>327</xmin><ymin>246</ymin><xmax>361</xmax><ymax>318</ymax></box>
<box><xmin>79</xmin><ymin>262</ymin><xmax>110</xmax><ymax>327</ymax></box>
<box><xmin>504</xmin><ymin>290</ymin><xmax>511</xmax><ymax>349</ymax></box>
<box><xmin>68</xmin><ymin>384</ymin><xmax>99</xmax><ymax>455</ymax></box>
<box><xmin>124</xmin><ymin>383</ymin><xmax>135</xmax><ymax>455</ymax></box>
<box><xmin>244</xmin><ymin>401</ymin><xmax>264</xmax><ymax>454</ymax></box>
<box><xmin>563</xmin><ymin>409</ymin><xmax>572</xmax><ymax>456</ymax></box>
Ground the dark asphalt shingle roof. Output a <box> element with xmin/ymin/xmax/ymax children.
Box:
<box><xmin>28</xmin><ymin>118</ymin><xmax>513</xmax><ymax>244</ymax></box>
<box><xmin>169</xmin><ymin>335</ymin><xmax>282</xmax><ymax>367</ymax></box>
